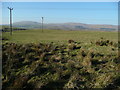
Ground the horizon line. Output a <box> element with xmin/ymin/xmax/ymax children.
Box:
<box><xmin>1</xmin><ymin>21</ymin><xmax>118</xmax><ymax>26</ymax></box>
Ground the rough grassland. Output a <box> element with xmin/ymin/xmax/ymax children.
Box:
<box><xmin>2</xmin><ymin>29</ymin><xmax>120</xmax><ymax>89</ymax></box>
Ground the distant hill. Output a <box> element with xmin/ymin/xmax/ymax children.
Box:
<box><xmin>12</xmin><ymin>21</ymin><xmax>118</xmax><ymax>31</ymax></box>
<box><xmin>12</xmin><ymin>21</ymin><xmax>41</xmax><ymax>29</ymax></box>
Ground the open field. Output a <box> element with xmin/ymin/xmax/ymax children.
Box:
<box><xmin>2</xmin><ymin>29</ymin><xmax>118</xmax><ymax>44</ymax></box>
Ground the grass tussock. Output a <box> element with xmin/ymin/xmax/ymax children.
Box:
<box><xmin>2</xmin><ymin>39</ymin><xmax>120</xmax><ymax>89</ymax></box>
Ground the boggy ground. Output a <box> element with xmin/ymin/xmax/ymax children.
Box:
<box><xmin>2</xmin><ymin>39</ymin><xmax>120</xmax><ymax>89</ymax></box>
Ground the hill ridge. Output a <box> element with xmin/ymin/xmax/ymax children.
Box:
<box><xmin>11</xmin><ymin>21</ymin><xmax>118</xmax><ymax>31</ymax></box>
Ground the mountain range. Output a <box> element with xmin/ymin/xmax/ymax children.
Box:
<box><xmin>12</xmin><ymin>21</ymin><xmax>118</xmax><ymax>31</ymax></box>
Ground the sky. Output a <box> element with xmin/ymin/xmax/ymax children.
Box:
<box><xmin>2</xmin><ymin>2</ymin><xmax>118</xmax><ymax>25</ymax></box>
<box><xmin>1</xmin><ymin>0</ymin><xmax>119</xmax><ymax>2</ymax></box>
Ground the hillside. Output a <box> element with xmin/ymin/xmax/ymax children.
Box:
<box><xmin>2</xmin><ymin>27</ymin><xmax>119</xmax><ymax>89</ymax></box>
<box><xmin>11</xmin><ymin>21</ymin><xmax>117</xmax><ymax>31</ymax></box>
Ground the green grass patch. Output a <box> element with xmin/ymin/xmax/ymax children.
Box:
<box><xmin>2</xmin><ymin>29</ymin><xmax>118</xmax><ymax>44</ymax></box>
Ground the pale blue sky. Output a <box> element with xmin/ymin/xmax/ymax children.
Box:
<box><xmin>1</xmin><ymin>0</ymin><xmax>119</xmax><ymax>2</ymax></box>
<box><xmin>2</xmin><ymin>2</ymin><xmax>118</xmax><ymax>25</ymax></box>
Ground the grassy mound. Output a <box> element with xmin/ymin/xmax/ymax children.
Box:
<box><xmin>2</xmin><ymin>40</ymin><xmax>120</xmax><ymax>89</ymax></box>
